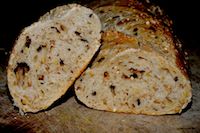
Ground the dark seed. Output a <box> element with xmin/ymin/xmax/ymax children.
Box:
<box><xmin>51</xmin><ymin>26</ymin><xmax>60</xmax><ymax>33</ymax></box>
<box><xmin>134</xmin><ymin>32</ymin><xmax>138</xmax><ymax>36</ymax></box>
<box><xmin>75</xmin><ymin>31</ymin><xmax>81</xmax><ymax>36</ymax></box>
<box><xmin>60</xmin><ymin>59</ymin><xmax>64</xmax><ymax>66</ymax></box>
<box><xmin>76</xmin><ymin>86</ymin><xmax>81</xmax><ymax>90</ymax></box>
<box><xmin>122</xmin><ymin>74</ymin><xmax>129</xmax><ymax>79</ymax></box>
<box><xmin>138</xmin><ymin>56</ymin><xmax>145</xmax><ymax>59</ymax></box>
<box><xmin>25</xmin><ymin>36</ymin><xmax>31</xmax><ymax>48</ymax></box>
<box><xmin>97</xmin><ymin>57</ymin><xmax>105</xmax><ymax>62</ymax></box>
<box><xmin>174</xmin><ymin>76</ymin><xmax>178</xmax><ymax>82</ymax></box>
<box><xmin>110</xmin><ymin>85</ymin><xmax>116</xmax><ymax>96</ymax></box>
<box><xmin>37</xmin><ymin>46</ymin><xmax>42</xmax><ymax>52</ymax></box>
<box><xmin>38</xmin><ymin>75</ymin><xmax>44</xmax><ymax>80</ymax></box>
<box><xmin>92</xmin><ymin>91</ymin><xmax>96</xmax><ymax>96</ymax></box>
<box><xmin>104</xmin><ymin>71</ymin><xmax>109</xmax><ymax>78</ymax></box>
<box><xmin>149</xmin><ymin>26</ymin><xmax>156</xmax><ymax>32</ymax></box>
<box><xmin>89</xmin><ymin>13</ymin><xmax>93</xmax><ymax>17</ymax></box>
<box><xmin>99</xmin><ymin>10</ymin><xmax>104</xmax><ymax>13</ymax></box>
<box><xmin>60</xmin><ymin>25</ymin><xmax>65</xmax><ymax>31</ymax></box>
<box><xmin>80</xmin><ymin>38</ymin><xmax>88</xmax><ymax>43</ymax></box>
<box><xmin>21</xmin><ymin>99</ymin><xmax>26</xmax><ymax>105</ymax></box>
<box><xmin>137</xmin><ymin>99</ymin><xmax>141</xmax><ymax>106</ymax></box>
<box><xmin>86</xmin><ymin>45</ymin><xmax>90</xmax><ymax>50</ymax></box>
<box><xmin>112</xmin><ymin>16</ymin><xmax>120</xmax><ymax>19</ymax></box>
<box><xmin>68</xmin><ymin>48</ymin><xmax>71</xmax><ymax>51</ymax></box>
<box><xmin>133</xmin><ymin>28</ymin><xmax>138</xmax><ymax>32</ymax></box>
<box><xmin>37</xmin><ymin>45</ymin><xmax>46</xmax><ymax>52</ymax></box>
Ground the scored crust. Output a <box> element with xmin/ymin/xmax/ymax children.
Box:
<box><xmin>7</xmin><ymin>4</ymin><xmax>101</xmax><ymax>113</ymax></box>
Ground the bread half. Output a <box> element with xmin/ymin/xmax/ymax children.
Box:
<box><xmin>75</xmin><ymin>29</ymin><xmax>191</xmax><ymax>115</ymax></box>
<box><xmin>7</xmin><ymin>4</ymin><xmax>101</xmax><ymax>113</ymax></box>
<box><xmin>75</xmin><ymin>6</ymin><xmax>192</xmax><ymax>115</ymax></box>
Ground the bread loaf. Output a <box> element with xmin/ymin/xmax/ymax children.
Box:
<box><xmin>7</xmin><ymin>4</ymin><xmax>101</xmax><ymax>113</ymax></box>
<box><xmin>74</xmin><ymin>5</ymin><xmax>192</xmax><ymax>115</ymax></box>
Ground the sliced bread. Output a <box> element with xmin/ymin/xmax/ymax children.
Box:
<box><xmin>7</xmin><ymin>4</ymin><xmax>101</xmax><ymax>113</ymax></box>
<box><xmin>74</xmin><ymin>5</ymin><xmax>192</xmax><ymax>115</ymax></box>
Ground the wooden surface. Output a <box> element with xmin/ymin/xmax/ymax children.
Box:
<box><xmin>0</xmin><ymin>48</ymin><xmax>199</xmax><ymax>133</ymax></box>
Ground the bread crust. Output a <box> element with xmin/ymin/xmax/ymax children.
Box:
<box><xmin>75</xmin><ymin>1</ymin><xmax>192</xmax><ymax>115</ymax></box>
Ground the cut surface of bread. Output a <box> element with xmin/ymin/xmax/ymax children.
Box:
<box><xmin>7</xmin><ymin>4</ymin><xmax>101</xmax><ymax>113</ymax></box>
<box><xmin>75</xmin><ymin>29</ymin><xmax>192</xmax><ymax>115</ymax></box>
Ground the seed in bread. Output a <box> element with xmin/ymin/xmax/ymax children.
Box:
<box><xmin>7</xmin><ymin>4</ymin><xmax>101</xmax><ymax>113</ymax></box>
<box><xmin>75</xmin><ymin>29</ymin><xmax>192</xmax><ymax>115</ymax></box>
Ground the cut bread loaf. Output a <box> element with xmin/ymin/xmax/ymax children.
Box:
<box><xmin>7</xmin><ymin>4</ymin><xmax>101</xmax><ymax>113</ymax></box>
<box><xmin>74</xmin><ymin>5</ymin><xmax>192</xmax><ymax>115</ymax></box>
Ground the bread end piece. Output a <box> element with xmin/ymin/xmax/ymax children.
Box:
<box><xmin>7</xmin><ymin>4</ymin><xmax>101</xmax><ymax>113</ymax></box>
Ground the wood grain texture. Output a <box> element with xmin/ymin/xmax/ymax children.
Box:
<box><xmin>0</xmin><ymin>49</ymin><xmax>200</xmax><ymax>132</ymax></box>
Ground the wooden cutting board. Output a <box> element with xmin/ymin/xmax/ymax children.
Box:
<box><xmin>1</xmin><ymin>0</ymin><xmax>200</xmax><ymax>132</ymax></box>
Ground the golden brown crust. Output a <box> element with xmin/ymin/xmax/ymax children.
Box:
<box><xmin>88</xmin><ymin>0</ymin><xmax>189</xmax><ymax>78</ymax></box>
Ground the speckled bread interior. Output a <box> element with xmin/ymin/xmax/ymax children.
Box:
<box><xmin>7</xmin><ymin>4</ymin><xmax>101</xmax><ymax>113</ymax></box>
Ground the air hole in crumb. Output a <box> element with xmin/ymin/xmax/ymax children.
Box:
<box><xmin>130</xmin><ymin>73</ymin><xmax>138</xmax><ymax>78</ymax></box>
<box><xmin>70</xmin><ymin>70</ymin><xmax>73</xmax><ymax>73</ymax></box>
<box><xmin>14</xmin><ymin>62</ymin><xmax>30</xmax><ymax>75</ymax></box>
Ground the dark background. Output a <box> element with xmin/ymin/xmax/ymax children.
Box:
<box><xmin>0</xmin><ymin>0</ymin><xmax>199</xmax><ymax>65</ymax></box>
